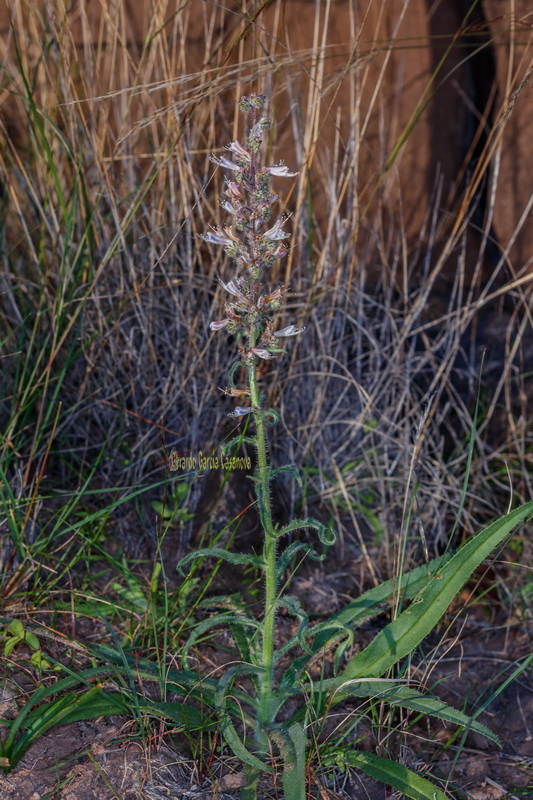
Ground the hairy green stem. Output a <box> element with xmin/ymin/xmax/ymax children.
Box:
<box><xmin>247</xmin><ymin>359</ymin><xmax>277</xmax><ymax>730</ymax></box>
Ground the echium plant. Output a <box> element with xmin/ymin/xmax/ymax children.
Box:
<box><xmin>177</xmin><ymin>94</ymin><xmax>533</xmax><ymax>800</ymax></box>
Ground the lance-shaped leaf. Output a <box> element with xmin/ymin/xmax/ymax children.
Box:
<box><xmin>216</xmin><ymin>665</ymin><xmax>273</xmax><ymax>773</ymax></box>
<box><xmin>221</xmin><ymin>435</ymin><xmax>256</xmax><ymax>456</ymax></box>
<box><xmin>308</xmin><ymin>553</ymin><xmax>454</xmax><ymax>656</ymax></box>
<box><xmin>275</xmin><ymin>517</ymin><xmax>336</xmax><ymax>546</ymax></box>
<box><xmin>317</xmin><ymin>680</ymin><xmax>499</xmax><ymax>744</ymax></box>
<box><xmin>276</xmin><ymin>541</ymin><xmax>326</xmax><ymax>585</ymax></box>
<box><xmin>274</xmin><ymin>556</ymin><xmax>453</xmax><ymax>695</ymax></box>
<box><xmin>327</xmin><ymin>751</ymin><xmax>449</xmax><ymax>800</ymax></box>
<box><xmin>271</xmin><ymin>722</ymin><xmax>307</xmax><ymax>800</ymax></box>
<box><xmin>341</xmin><ymin>502</ymin><xmax>533</xmax><ymax>681</ymax></box>
<box><xmin>274</xmin><ymin>595</ymin><xmax>310</xmax><ymax>659</ymax></box>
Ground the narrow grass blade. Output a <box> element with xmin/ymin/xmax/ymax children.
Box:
<box><xmin>6</xmin><ymin>685</ymin><xmax>107</xmax><ymax>771</ymax></box>
<box><xmin>20</xmin><ymin>690</ymin><xmax>129</xmax><ymax>730</ymax></box>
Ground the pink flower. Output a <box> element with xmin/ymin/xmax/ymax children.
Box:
<box><xmin>220</xmin><ymin>279</ymin><xmax>243</xmax><ymax>298</ymax></box>
<box><xmin>210</xmin><ymin>154</ymin><xmax>240</xmax><ymax>171</ymax></box>
<box><xmin>262</xmin><ymin>219</ymin><xmax>290</xmax><ymax>241</ymax></box>
<box><xmin>226</xmin><ymin>181</ymin><xmax>244</xmax><ymax>199</ymax></box>
<box><xmin>264</xmin><ymin>163</ymin><xmax>298</xmax><ymax>177</ymax></box>
<box><xmin>226</xmin><ymin>141</ymin><xmax>251</xmax><ymax>162</ymax></box>
<box><xmin>250</xmin><ymin>348</ymin><xmax>275</xmax><ymax>359</ymax></box>
<box><xmin>228</xmin><ymin>406</ymin><xmax>253</xmax><ymax>417</ymax></box>
<box><xmin>200</xmin><ymin>231</ymin><xmax>233</xmax><ymax>246</ymax></box>
<box><xmin>210</xmin><ymin>319</ymin><xmax>230</xmax><ymax>331</ymax></box>
<box><xmin>274</xmin><ymin>325</ymin><xmax>304</xmax><ymax>337</ymax></box>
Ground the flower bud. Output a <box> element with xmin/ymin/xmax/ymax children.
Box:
<box><xmin>221</xmin><ymin>387</ymin><xmax>251</xmax><ymax>397</ymax></box>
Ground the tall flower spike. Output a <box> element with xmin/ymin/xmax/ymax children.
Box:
<box><xmin>204</xmin><ymin>94</ymin><xmax>298</xmax><ymax>413</ymax></box>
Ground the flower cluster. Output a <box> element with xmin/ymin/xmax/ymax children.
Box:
<box><xmin>202</xmin><ymin>93</ymin><xmax>303</xmax><ymax>413</ymax></box>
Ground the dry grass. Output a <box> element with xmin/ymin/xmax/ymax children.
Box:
<box><xmin>0</xmin><ymin>0</ymin><xmax>532</xmax><ymax>612</ymax></box>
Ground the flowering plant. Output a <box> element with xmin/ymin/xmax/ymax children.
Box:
<box><xmin>176</xmin><ymin>94</ymin><xmax>533</xmax><ymax>800</ymax></box>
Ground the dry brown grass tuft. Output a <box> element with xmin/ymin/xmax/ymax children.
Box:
<box><xmin>0</xmin><ymin>0</ymin><xmax>532</xmax><ymax>577</ymax></box>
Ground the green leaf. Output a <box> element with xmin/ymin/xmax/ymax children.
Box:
<box><xmin>333</xmin><ymin>751</ymin><xmax>449</xmax><ymax>800</ymax></box>
<box><xmin>221</xmin><ymin>435</ymin><xmax>256</xmax><ymax>456</ymax></box>
<box><xmin>7</xmin><ymin>685</ymin><xmax>110</xmax><ymax>770</ymax></box>
<box><xmin>14</xmin><ymin>694</ymin><xmax>79</xmax><ymax>752</ymax></box>
<box><xmin>282</xmin><ymin>722</ymin><xmax>307</xmax><ymax>800</ymax></box>
<box><xmin>183</xmin><ymin>613</ymin><xmax>260</xmax><ymax>664</ymax></box>
<box><xmin>227</xmin><ymin>360</ymin><xmax>248</xmax><ymax>390</ymax></box>
<box><xmin>132</xmin><ymin>699</ymin><xmax>213</xmax><ymax>731</ymax></box>
<box><xmin>342</xmin><ymin>503</ymin><xmax>533</xmax><ymax>680</ymax></box>
<box><xmin>315</xmin><ymin>554</ymin><xmax>453</xmax><ymax>649</ymax></box>
<box><xmin>199</xmin><ymin>595</ymin><xmax>262</xmax><ymax>663</ymax></box>
<box><xmin>8</xmin><ymin>621</ymin><xmax>24</xmax><ymax>638</ymax></box>
<box><xmin>22</xmin><ymin>690</ymin><xmax>129</xmax><ymax>728</ymax></box>
<box><xmin>30</xmin><ymin>651</ymin><xmax>53</xmax><ymax>669</ymax></box>
<box><xmin>270</xmin><ymin>465</ymin><xmax>303</xmax><ymax>489</ymax></box>
<box><xmin>321</xmin><ymin>680</ymin><xmax>499</xmax><ymax>744</ymax></box>
<box><xmin>177</xmin><ymin>548</ymin><xmax>263</xmax><ymax>576</ymax></box>
<box><xmin>214</xmin><ymin>664</ymin><xmax>270</xmax><ymax>773</ymax></box>
<box><xmin>220</xmin><ymin>715</ymin><xmax>273</xmax><ymax>773</ymax></box>
<box><xmin>275</xmin><ymin>517</ymin><xmax>335</xmax><ymax>546</ymax></box>
<box><xmin>276</xmin><ymin>542</ymin><xmax>327</xmax><ymax>584</ymax></box>
<box><xmin>257</xmin><ymin>408</ymin><xmax>280</xmax><ymax>426</ymax></box>
<box><xmin>25</xmin><ymin>633</ymin><xmax>41</xmax><ymax>652</ymax></box>
<box><xmin>86</xmin><ymin>646</ymin><xmax>214</xmax><ymax>703</ymax></box>
<box><xmin>111</xmin><ymin>580</ymin><xmax>148</xmax><ymax>613</ymax></box>
<box><xmin>3</xmin><ymin>637</ymin><xmax>21</xmax><ymax>657</ymax></box>
<box><xmin>215</xmin><ymin>663</ymin><xmax>264</xmax><ymax>714</ymax></box>
<box><xmin>278</xmin><ymin>556</ymin><xmax>453</xmax><ymax>689</ymax></box>
<box><xmin>274</xmin><ymin>596</ymin><xmax>310</xmax><ymax>658</ymax></box>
